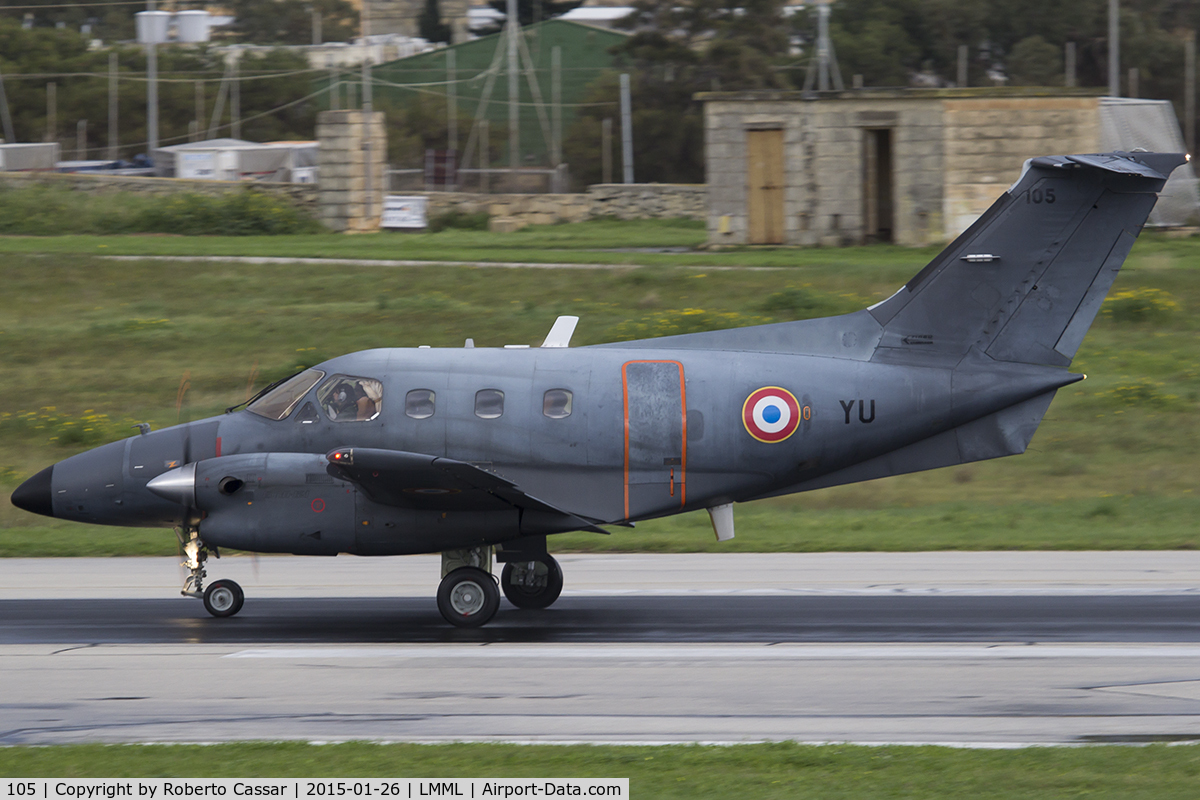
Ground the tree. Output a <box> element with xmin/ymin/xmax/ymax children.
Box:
<box><xmin>418</xmin><ymin>0</ymin><xmax>452</xmax><ymax>44</ymax></box>
<box><xmin>1008</xmin><ymin>35</ymin><xmax>1063</xmax><ymax>85</ymax></box>
<box><xmin>563</xmin><ymin>0</ymin><xmax>792</xmax><ymax>187</ymax></box>
<box><xmin>228</xmin><ymin>0</ymin><xmax>359</xmax><ymax>45</ymax></box>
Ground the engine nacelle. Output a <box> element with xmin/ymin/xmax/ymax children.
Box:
<box><xmin>148</xmin><ymin>452</ymin><xmax>520</xmax><ymax>555</ymax></box>
<box><xmin>195</xmin><ymin>452</ymin><xmax>357</xmax><ymax>554</ymax></box>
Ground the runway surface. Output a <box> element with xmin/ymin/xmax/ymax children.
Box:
<box><xmin>3</xmin><ymin>553</ymin><xmax>1200</xmax><ymax>746</ymax></box>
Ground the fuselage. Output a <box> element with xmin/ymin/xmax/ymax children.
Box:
<box><xmin>20</xmin><ymin>338</ymin><xmax>1075</xmax><ymax>556</ymax></box>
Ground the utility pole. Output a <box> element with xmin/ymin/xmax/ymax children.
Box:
<box><xmin>361</xmin><ymin>0</ymin><xmax>374</xmax><ymax>224</ymax></box>
<box><xmin>76</xmin><ymin>119</ymin><xmax>86</xmax><ymax>159</ymax></box>
<box><xmin>447</xmin><ymin>49</ymin><xmax>457</xmax><ymax>155</ymax></box>
<box><xmin>147</xmin><ymin>0</ymin><xmax>159</xmax><ymax>154</ymax></box>
<box><xmin>108</xmin><ymin>52</ymin><xmax>118</xmax><ymax>159</ymax></box>
<box><xmin>619</xmin><ymin>73</ymin><xmax>633</xmax><ymax>184</ymax></box>
<box><xmin>803</xmin><ymin>0</ymin><xmax>843</xmax><ymax>93</ymax></box>
<box><xmin>46</xmin><ymin>82</ymin><xmax>56</xmax><ymax>144</ymax></box>
<box><xmin>957</xmin><ymin>44</ymin><xmax>968</xmax><ymax>87</ymax></box>
<box><xmin>507</xmin><ymin>0</ymin><xmax>519</xmax><ymax>177</ymax></box>
<box><xmin>195</xmin><ymin>80</ymin><xmax>204</xmax><ymax>141</ymax></box>
<box><xmin>232</xmin><ymin>56</ymin><xmax>241</xmax><ymax>138</ymax></box>
<box><xmin>601</xmin><ymin>117</ymin><xmax>612</xmax><ymax>184</ymax></box>
<box><xmin>1129</xmin><ymin>66</ymin><xmax>1138</xmax><ymax>98</ymax></box>
<box><xmin>312</xmin><ymin>7</ymin><xmax>322</xmax><ymax>45</ymax></box>
<box><xmin>1065</xmin><ymin>42</ymin><xmax>1076</xmax><ymax>88</ymax></box>
<box><xmin>0</xmin><ymin>64</ymin><xmax>15</xmax><ymax>144</ymax></box>
<box><xmin>1109</xmin><ymin>0</ymin><xmax>1119</xmax><ymax>96</ymax></box>
<box><xmin>1187</xmin><ymin>32</ymin><xmax>1195</xmax><ymax>154</ymax></box>
<box><xmin>551</xmin><ymin>45</ymin><xmax>562</xmax><ymax>168</ymax></box>
<box><xmin>480</xmin><ymin>118</ymin><xmax>489</xmax><ymax>193</ymax></box>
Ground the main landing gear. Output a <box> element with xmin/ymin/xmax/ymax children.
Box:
<box><xmin>500</xmin><ymin>557</ymin><xmax>563</xmax><ymax>609</ymax></box>
<box><xmin>437</xmin><ymin>540</ymin><xmax>563</xmax><ymax>627</ymax></box>
<box><xmin>179</xmin><ymin>527</ymin><xmax>245</xmax><ymax>619</ymax></box>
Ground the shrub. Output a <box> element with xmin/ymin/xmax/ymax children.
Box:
<box><xmin>137</xmin><ymin>189</ymin><xmax>324</xmax><ymax>235</ymax></box>
<box><xmin>426</xmin><ymin>209</ymin><xmax>490</xmax><ymax>233</ymax></box>
<box><xmin>0</xmin><ymin>182</ymin><xmax>323</xmax><ymax>235</ymax></box>
<box><xmin>1102</xmin><ymin>288</ymin><xmax>1179</xmax><ymax>323</ymax></box>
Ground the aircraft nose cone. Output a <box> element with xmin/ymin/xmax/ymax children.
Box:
<box><xmin>11</xmin><ymin>465</ymin><xmax>54</xmax><ymax>518</ymax></box>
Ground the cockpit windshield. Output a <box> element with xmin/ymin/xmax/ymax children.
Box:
<box><xmin>246</xmin><ymin>368</ymin><xmax>326</xmax><ymax>421</ymax></box>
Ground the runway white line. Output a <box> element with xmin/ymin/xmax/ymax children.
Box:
<box><xmin>224</xmin><ymin>644</ymin><xmax>1200</xmax><ymax>660</ymax></box>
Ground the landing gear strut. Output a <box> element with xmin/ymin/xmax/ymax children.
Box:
<box><xmin>178</xmin><ymin>527</ymin><xmax>244</xmax><ymax>619</ymax></box>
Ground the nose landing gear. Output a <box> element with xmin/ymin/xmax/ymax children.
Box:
<box><xmin>178</xmin><ymin>527</ymin><xmax>244</xmax><ymax>619</ymax></box>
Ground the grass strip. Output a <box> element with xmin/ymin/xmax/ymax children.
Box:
<box><xmin>3</xmin><ymin>742</ymin><xmax>1200</xmax><ymax>798</ymax></box>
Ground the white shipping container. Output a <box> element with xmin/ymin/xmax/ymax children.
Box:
<box><xmin>0</xmin><ymin>142</ymin><xmax>61</xmax><ymax>171</ymax></box>
<box><xmin>178</xmin><ymin>150</ymin><xmax>217</xmax><ymax>179</ymax></box>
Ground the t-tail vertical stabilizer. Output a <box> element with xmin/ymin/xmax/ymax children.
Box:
<box><xmin>868</xmin><ymin>151</ymin><xmax>1186</xmax><ymax>367</ymax></box>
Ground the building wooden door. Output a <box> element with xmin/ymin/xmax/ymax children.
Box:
<box><xmin>746</xmin><ymin>129</ymin><xmax>784</xmax><ymax>244</ymax></box>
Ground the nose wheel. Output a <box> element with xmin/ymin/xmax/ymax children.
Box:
<box><xmin>178</xmin><ymin>527</ymin><xmax>245</xmax><ymax>618</ymax></box>
<box><xmin>203</xmin><ymin>579</ymin><xmax>245</xmax><ymax>617</ymax></box>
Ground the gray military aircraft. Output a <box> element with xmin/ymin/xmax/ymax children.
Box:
<box><xmin>11</xmin><ymin>150</ymin><xmax>1185</xmax><ymax>627</ymax></box>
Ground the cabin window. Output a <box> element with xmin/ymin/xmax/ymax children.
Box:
<box><xmin>246</xmin><ymin>368</ymin><xmax>325</xmax><ymax>421</ymax></box>
<box><xmin>475</xmin><ymin>389</ymin><xmax>505</xmax><ymax>419</ymax></box>
<box><xmin>317</xmin><ymin>375</ymin><xmax>383</xmax><ymax>422</ymax></box>
<box><xmin>406</xmin><ymin>389</ymin><xmax>436</xmax><ymax>419</ymax></box>
<box><xmin>543</xmin><ymin>389</ymin><xmax>573</xmax><ymax>419</ymax></box>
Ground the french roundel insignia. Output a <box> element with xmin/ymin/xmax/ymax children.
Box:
<box><xmin>743</xmin><ymin>387</ymin><xmax>802</xmax><ymax>443</ymax></box>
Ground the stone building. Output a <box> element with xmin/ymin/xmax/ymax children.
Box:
<box><xmin>702</xmin><ymin>88</ymin><xmax>1110</xmax><ymax>248</ymax></box>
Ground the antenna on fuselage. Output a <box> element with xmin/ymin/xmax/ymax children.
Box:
<box><xmin>541</xmin><ymin>316</ymin><xmax>579</xmax><ymax>348</ymax></box>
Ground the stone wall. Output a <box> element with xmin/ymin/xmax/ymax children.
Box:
<box><xmin>399</xmin><ymin>183</ymin><xmax>707</xmax><ymax>231</ymax></box>
<box><xmin>584</xmin><ymin>184</ymin><xmax>707</xmax><ymax>220</ymax></box>
<box><xmin>317</xmin><ymin>110</ymin><xmax>387</xmax><ymax>232</ymax></box>
<box><xmin>0</xmin><ymin>170</ymin><xmax>318</xmax><ymax>210</ymax></box>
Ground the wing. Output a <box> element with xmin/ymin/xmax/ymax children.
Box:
<box><xmin>325</xmin><ymin>446</ymin><xmax>608</xmax><ymax>534</ymax></box>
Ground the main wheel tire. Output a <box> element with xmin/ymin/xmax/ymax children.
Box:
<box><xmin>501</xmin><ymin>555</ymin><xmax>563</xmax><ymax>610</ymax></box>
<box><xmin>203</xmin><ymin>579</ymin><xmax>244</xmax><ymax>618</ymax></box>
<box><xmin>437</xmin><ymin>567</ymin><xmax>500</xmax><ymax>627</ymax></box>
